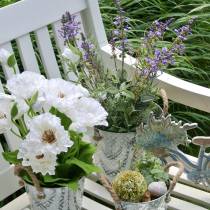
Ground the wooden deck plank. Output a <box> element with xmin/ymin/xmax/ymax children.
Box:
<box><xmin>168</xmin><ymin>197</ymin><xmax>208</xmax><ymax>210</ymax></box>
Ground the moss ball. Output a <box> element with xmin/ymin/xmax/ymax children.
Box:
<box><xmin>112</xmin><ymin>170</ymin><xmax>147</xmax><ymax>202</ymax></box>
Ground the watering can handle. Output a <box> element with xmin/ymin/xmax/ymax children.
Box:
<box><xmin>164</xmin><ymin>161</ymin><xmax>185</xmax><ymax>201</ymax></box>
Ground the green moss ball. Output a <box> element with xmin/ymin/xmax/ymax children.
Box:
<box><xmin>112</xmin><ymin>170</ymin><xmax>147</xmax><ymax>202</ymax></box>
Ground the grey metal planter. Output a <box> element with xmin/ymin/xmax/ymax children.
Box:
<box><xmin>116</xmin><ymin>193</ymin><xmax>168</xmax><ymax>210</ymax></box>
<box><xmin>94</xmin><ymin>129</ymin><xmax>136</xmax><ymax>180</ymax></box>
<box><xmin>25</xmin><ymin>179</ymin><xmax>84</xmax><ymax>210</ymax></box>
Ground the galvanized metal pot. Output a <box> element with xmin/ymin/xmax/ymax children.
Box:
<box><xmin>94</xmin><ymin>129</ymin><xmax>136</xmax><ymax>181</ymax></box>
<box><xmin>25</xmin><ymin>178</ymin><xmax>84</xmax><ymax>210</ymax></box>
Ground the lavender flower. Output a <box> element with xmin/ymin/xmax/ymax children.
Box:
<box><xmin>174</xmin><ymin>19</ymin><xmax>194</xmax><ymax>42</ymax></box>
<box><xmin>59</xmin><ymin>12</ymin><xmax>80</xmax><ymax>44</ymax></box>
<box><xmin>145</xmin><ymin>19</ymin><xmax>173</xmax><ymax>42</ymax></box>
<box><xmin>80</xmin><ymin>33</ymin><xmax>95</xmax><ymax>62</ymax></box>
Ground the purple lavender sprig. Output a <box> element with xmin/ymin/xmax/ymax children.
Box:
<box><xmin>145</xmin><ymin>19</ymin><xmax>174</xmax><ymax>43</ymax></box>
<box><xmin>172</xmin><ymin>18</ymin><xmax>195</xmax><ymax>54</ymax></box>
<box><xmin>110</xmin><ymin>0</ymin><xmax>131</xmax><ymax>81</ymax></box>
<box><xmin>59</xmin><ymin>12</ymin><xmax>81</xmax><ymax>44</ymax></box>
<box><xmin>139</xmin><ymin>18</ymin><xmax>195</xmax><ymax>79</ymax></box>
<box><xmin>80</xmin><ymin>33</ymin><xmax>96</xmax><ymax>64</ymax></box>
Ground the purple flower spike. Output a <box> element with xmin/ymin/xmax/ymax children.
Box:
<box><xmin>59</xmin><ymin>12</ymin><xmax>80</xmax><ymax>43</ymax></box>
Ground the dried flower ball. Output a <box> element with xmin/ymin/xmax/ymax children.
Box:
<box><xmin>112</xmin><ymin>170</ymin><xmax>147</xmax><ymax>202</ymax></box>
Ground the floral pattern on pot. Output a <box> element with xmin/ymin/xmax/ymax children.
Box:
<box><xmin>25</xmin><ymin>179</ymin><xmax>84</xmax><ymax>210</ymax></box>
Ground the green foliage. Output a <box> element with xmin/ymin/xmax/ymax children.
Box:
<box><xmin>10</xmin><ymin>103</ymin><xmax>18</xmax><ymax>120</ymax></box>
<box><xmin>50</xmin><ymin>107</ymin><xmax>72</xmax><ymax>130</ymax></box>
<box><xmin>7</xmin><ymin>54</ymin><xmax>16</xmax><ymax>67</ymax></box>
<box><xmin>0</xmin><ymin>0</ymin><xmax>19</xmax><ymax>7</ymax></box>
<box><xmin>135</xmin><ymin>152</ymin><xmax>169</xmax><ymax>184</ymax></box>
<box><xmin>2</xmin><ymin>150</ymin><xmax>21</xmax><ymax>164</ymax></box>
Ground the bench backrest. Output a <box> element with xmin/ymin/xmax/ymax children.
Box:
<box><xmin>0</xmin><ymin>0</ymin><xmax>107</xmax><ymax>201</ymax></box>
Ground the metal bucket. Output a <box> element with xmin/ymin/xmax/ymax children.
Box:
<box><xmin>116</xmin><ymin>192</ymin><xmax>169</xmax><ymax>210</ymax></box>
<box><xmin>25</xmin><ymin>178</ymin><xmax>84</xmax><ymax>210</ymax></box>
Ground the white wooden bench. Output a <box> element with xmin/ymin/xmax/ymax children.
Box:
<box><xmin>0</xmin><ymin>0</ymin><xmax>210</xmax><ymax>209</ymax></box>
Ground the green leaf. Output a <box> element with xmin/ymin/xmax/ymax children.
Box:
<box><xmin>10</xmin><ymin>103</ymin><xmax>18</xmax><ymax>120</ymax></box>
<box><xmin>66</xmin><ymin>158</ymin><xmax>101</xmax><ymax>175</ymax></box>
<box><xmin>50</xmin><ymin>107</ymin><xmax>72</xmax><ymax>130</ymax></box>
<box><xmin>68</xmin><ymin>180</ymin><xmax>78</xmax><ymax>191</ymax></box>
<box><xmin>29</xmin><ymin>91</ymin><xmax>39</xmax><ymax>106</ymax></box>
<box><xmin>2</xmin><ymin>150</ymin><xmax>21</xmax><ymax>164</ymax></box>
<box><xmin>77</xmin><ymin>142</ymin><xmax>96</xmax><ymax>164</ymax></box>
<box><xmin>68</xmin><ymin>44</ymin><xmax>81</xmax><ymax>57</ymax></box>
<box><xmin>7</xmin><ymin>54</ymin><xmax>16</xmax><ymax>67</ymax></box>
<box><xmin>43</xmin><ymin>175</ymin><xmax>69</xmax><ymax>183</ymax></box>
<box><xmin>121</xmin><ymin>90</ymin><xmax>135</xmax><ymax>99</ymax></box>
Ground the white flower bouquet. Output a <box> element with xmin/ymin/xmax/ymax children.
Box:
<box><xmin>1</xmin><ymin>68</ymin><xmax>108</xmax><ymax>190</ymax></box>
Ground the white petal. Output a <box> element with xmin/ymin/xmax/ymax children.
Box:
<box><xmin>6</xmin><ymin>71</ymin><xmax>46</xmax><ymax>99</ymax></box>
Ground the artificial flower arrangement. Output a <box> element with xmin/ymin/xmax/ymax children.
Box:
<box><xmin>60</xmin><ymin>1</ymin><xmax>194</xmax><ymax>133</ymax></box>
<box><xmin>100</xmin><ymin>152</ymin><xmax>184</xmax><ymax>210</ymax></box>
<box><xmin>0</xmin><ymin>56</ymin><xmax>108</xmax><ymax>197</ymax></box>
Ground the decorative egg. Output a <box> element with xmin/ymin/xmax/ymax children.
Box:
<box><xmin>148</xmin><ymin>181</ymin><xmax>167</xmax><ymax>197</ymax></box>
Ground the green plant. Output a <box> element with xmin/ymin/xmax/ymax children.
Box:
<box><xmin>135</xmin><ymin>152</ymin><xmax>169</xmax><ymax>184</ymax></box>
<box><xmin>61</xmin><ymin>4</ymin><xmax>191</xmax><ymax>133</ymax></box>
<box><xmin>112</xmin><ymin>170</ymin><xmax>147</xmax><ymax>202</ymax></box>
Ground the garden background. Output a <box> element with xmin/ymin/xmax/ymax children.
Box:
<box><xmin>1</xmin><ymin>0</ymin><xmax>210</xmax><ymax>156</ymax></box>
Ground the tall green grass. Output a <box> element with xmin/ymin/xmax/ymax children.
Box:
<box><xmin>100</xmin><ymin>0</ymin><xmax>210</xmax><ymax>144</ymax></box>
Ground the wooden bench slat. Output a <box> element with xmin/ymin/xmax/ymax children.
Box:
<box><xmin>168</xmin><ymin>197</ymin><xmax>208</xmax><ymax>210</ymax></box>
<box><xmin>172</xmin><ymin>182</ymin><xmax>210</xmax><ymax>208</ymax></box>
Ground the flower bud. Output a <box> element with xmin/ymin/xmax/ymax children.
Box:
<box><xmin>62</xmin><ymin>47</ymin><xmax>80</xmax><ymax>63</ymax></box>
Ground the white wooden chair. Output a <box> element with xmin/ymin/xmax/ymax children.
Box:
<box><xmin>0</xmin><ymin>0</ymin><xmax>210</xmax><ymax>209</ymax></box>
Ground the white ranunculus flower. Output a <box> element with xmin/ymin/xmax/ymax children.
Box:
<box><xmin>65</xmin><ymin>97</ymin><xmax>108</xmax><ymax>132</ymax></box>
<box><xmin>6</xmin><ymin>71</ymin><xmax>46</xmax><ymax>100</ymax></box>
<box><xmin>43</xmin><ymin>78</ymin><xmax>89</xmax><ymax>111</ymax></box>
<box><xmin>0</xmin><ymin>49</ymin><xmax>12</xmax><ymax>65</ymax></box>
<box><xmin>26</xmin><ymin>113</ymin><xmax>73</xmax><ymax>155</ymax></box>
<box><xmin>18</xmin><ymin>141</ymin><xmax>57</xmax><ymax>175</ymax></box>
<box><xmin>62</xmin><ymin>47</ymin><xmax>80</xmax><ymax>63</ymax></box>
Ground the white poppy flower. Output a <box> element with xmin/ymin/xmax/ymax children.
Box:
<box><xmin>18</xmin><ymin>141</ymin><xmax>57</xmax><ymax>175</ymax></box>
<box><xmin>0</xmin><ymin>49</ymin><xmax>12</xmax><ymax>65</ymax></box>
<box><xmin>62</xmin><ymin>47</ymin><xmax>80</xmax><ymax>63</ymax></box>
<box><xmin>66</xmin><ymin>97</ymin><xmax>108</xmax><ymax>132</ymax></box>
<box><xmin>43</xmin><ymin>78</ymin><xmax>89</xmax><ymax>111</ymax></box>
<box><xmin>26</xmin><ymin>113</ymin><xmax>73</xmax><ymax>155</ymax></box>
<box><xmin>6</xmin><ymin>71</ymin><xmax>46</xmax><ymax>100</ymax></box>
